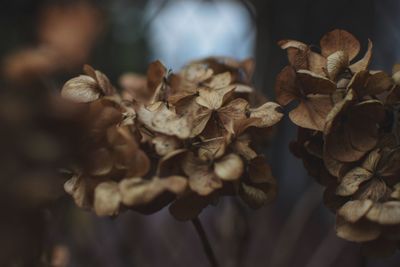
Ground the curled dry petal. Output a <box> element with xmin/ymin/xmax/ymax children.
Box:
<box><xmin>214</xmin><ymin>154</ymin><xmax>243</xmax><ymax>181</ymax></box>
<box><xmin>61</xmin><ymin>75</ymin><xmax>100</xmax><ymax>103</ymax></box>
<box><xmin>349</xmin><ymin>39</ymin><xmax>373</xmax><ymax>73</ymax></box>
<box><xmin>320</xmin><ymin>29</ymin><xmax>360</xmax><ymax>60</ymax></box>
<box><xmin>94</xmin><ymin>181</ymin><xmax>121</xmax><ymax>216</ymax></box>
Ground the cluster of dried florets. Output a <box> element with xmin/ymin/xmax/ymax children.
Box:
<box><xmin>61</xmin><ymin>57</ymin><xmax>282</xmax><ymax>220</ymax></box>
<box><xmin>277</xmin><ymin>29</ymin><xmax>400</xmax><ymax>256</ymax></box>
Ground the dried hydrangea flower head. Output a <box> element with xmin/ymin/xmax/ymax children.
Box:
<box><xmin>61</xmin><ymin>57</ymin><xmax>283</xmax><ymax>220</ymax></box>
<box><xmin>279</xmin><ymin>29</ymin><xmax>400</xmax><ymax>256</ymax></box>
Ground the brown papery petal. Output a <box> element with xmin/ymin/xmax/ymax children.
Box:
<box><xmin>308</xmin><ymin>51</ymin><xmax>327</xmax><ymax>76</ymax></box>
<box><xmin>275</xmin><ymin>66</ymin><xmax>298</xmax><ymax>106</ymax></box>
<box><xmin>338</xmin><ymin>199</ymin><xmax>373</xmax><ymax>223</ymax></box>
<box><xmin>366</xmin><ymin>202</ymin><xmax>400</xmax><ymax>225</ymax></box>
<box><xmin>365</xmin><ymin>71</ymin><xmax>393</xmax><ymax>95</ymax></box>
<box><xmin>296</xmin><ymin>70</ymin><xmax>337</xmax><ymax>95</ymax></box>
<box><xmin>214</xmin><ymin>154</ymin><xmax>243</xmax><ymax>181</ymax></box>
<box><xmin>336</xmin><ymin>167</ymin><xmax>373</xmax><ymax>196</ymax></box>
<box><xmin>147</xmin><ymin>60</ymin><xmax>167</xmax><ymax>93</ymax></box>
<box><xmin>218</xmin><ymin>98</ymin><xmax>248</xmax><ymax>134</ymax></box>
<box><xmin>336</xmin><ymin>216</ymin><xmax>381</xmax><ymax>242</ymax></box>
<box><xmin>61</xmin><ymin>75</ymin><xmax>100</xmax><ymax>103</ymax></box>
<box><xmin>94</xmin><ymin>181</ymin><xmax>121</xmax><ymax>216</ymax></box>
<box><xmin>249</xmin><ymin>102</ymin><xmax>283</xmax><ymax>128</ymax></box>
<box><xmin>183</xmin><ymin>153</ymin><xmax>222</xmax><ymax>195</ymax></box>
<box><xmin>196</xmin><ymin>85</ymin><xmax>236</xmax><ymax>110</ymax></box>
<box><xmin>206</xmin><ymin>72</ymin><xmax>232</xmax><ymax>89</ymax></box>
<box><xmin>64</xmin><ymin>175</ymin><xmax>89</xmax><ymax>209</ymax></box>
<box><xmin>349</xmin><ymin>39</ymin><xmax>373</xmax><ymax>73</ymax></box>
<box><xmin>137</xmin><ymin>102</ymin><xmax>191</xmax><ymax>139</ymax></box>
<box><xmin>289</xmin><ymin>95</ymin><xmax>333</xmax><ymax>131</ymax></box>
<box><xmin>320</xmin><ymin>29</ymin><xmax>360</xmax><ymax>60</ymax></box>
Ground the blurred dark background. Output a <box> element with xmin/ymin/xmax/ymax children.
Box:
<box><xmin>1</xmin><ymin>0</ymin><xmax>400</xmax><ymax>266</ymax></box>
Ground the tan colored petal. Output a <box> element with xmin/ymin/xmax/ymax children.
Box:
<box><xmin>308</xmin><ymin>51</ymin><xmax>327</xmax><ymax>76</ymax></box>
<box><xmin>320</xmin><ymin>29</ymin><xmax>360</xmax><ymax>60</ymax></box>
<box><xmin>326</xmin><ymin>50</ymin><xmax>349</xmax><ymax>80</ymax></box>
<box><xmin>196</xmin><ymin>84</ymin><xmax>236</xmax><ymax>110</ymax></box>
<box><xmin>206</xmin><ymin>72</ymin><xmax>232</xmax><ymax>89</ymax></box>
<box><xmin>349</xmin><ymin>39</ymin><xmax>373</xmax><ymax>73</ymax></box>
<box><xmin>248</xmin><ymin>101</ymin><xmax>283</xmax><ymax>128</ymax></box>
<box><xmin>240</xmin><ymin>182</ymin><xmax>275</xmax><ymax>209</ymax></box>
<box><xmin>336</xmin><ymin>216</ymin><xmax>381</xmax><ymax>242</ymax></box>
<box><xmin>119</xmin><ymin>176</ymin><xmax>187</xmax><ymax>207</ymax></box>
<box><xmin>214</xmin><ymin>154</ymin><xmax>243</xmax><ymax>181</ymax></box>
<box><xmin>336</xmin><ymin>167</ymin><xmax>373</xmax><ymax>196</ymax></box>
<box><xmin>338</xmin><ymin>199</ymin><xmax>373</xmax><ymax>223</ymax></box>
<box><xmin>137</xmin><ymin>102</ymin><xmax>191</xmax><ymax>139</ymax></box>
<box><xmin>61</xmin><ymin>75</ymin><xmax>100</xmax><ymax>103</ymax></box>
<box><xmin>366</xmin><ymin>201</ymin><xmax>400</xmax><ymax>225</ymax></box>
<box><xmin>94</xmin><ymin>181</ymin><xmax>121</xmax><ymax>216</ymax></box>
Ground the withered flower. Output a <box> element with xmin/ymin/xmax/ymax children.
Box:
<box><xmin>280</xmin><ymin>29</ymin><xmax>400</xmax><ymax>256</ymax></box>
<box><xmin>60</xmin><ymin>58</ymin><xmax>282</xmax><ymax>221</ymax></box>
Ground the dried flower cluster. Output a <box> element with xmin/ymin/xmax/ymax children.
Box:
<box><xmin>278</xmin><ymin>29</ymin><xmax>400</xmax><ymax>256</ymax></box>
<box><xmin>61</xmin><ymin>57</ymin><xmax>282</xmax><ymax>220</ymax></box>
